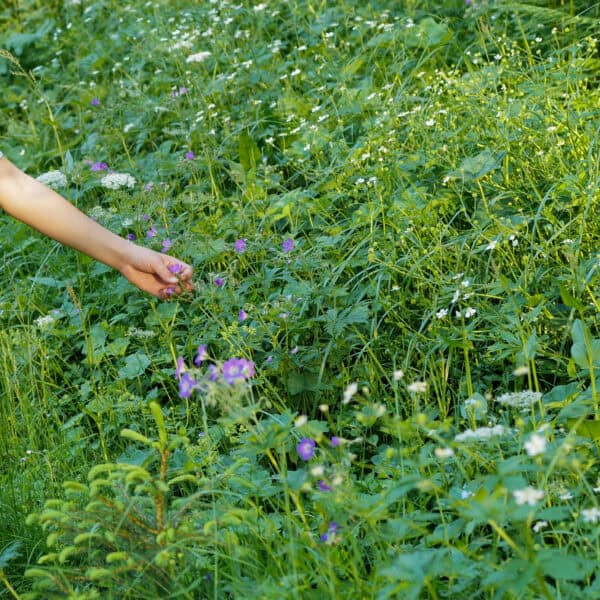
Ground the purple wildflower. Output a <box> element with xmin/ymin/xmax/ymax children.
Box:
<box><xmin>168</xmin><ymin>263</ymin><xmax>183</xmax><ymax>274</ymax></box>
<box><xmin>164</xmin><ymin>287</ymin><xmax>175</xmax><ymax>297</ymax></box>
<box><xmin>214</xmin><ymin>277</ymin><xmax>224</xmax><ymax>287</ymax></box>
<box><xmin>175</xmin><ymin>356</ymin><xmax>186</xmax><ymax>380</ymax></box>
<box><xmin>291</xmin><ymin>346</ymin><xmax>298</xmax><ymax>354</ymax></box>
<box><xmin>90</xmin><ymin>161</ymin><xmax>108</xmax><ymax>172</ymax></box>
<box><xmin>330</xmin><ymin>436</ymin><xmax>342</xmax><ymax>448</ymax></box>
<box><xmin>179</xmin><ymin>372</ymin><xmax>197</xmax><ymax>399</ymax></box>
<box><xmin>91</xmin><ymin>97</ymin><xmax>99</xmax><ymax>106</ymax></box>
<box><xmin>222</xmin><ymin>358</ymin><xmax>255</xmax><ymax>384</ymax></box>
<box><xmin>185</xmin><ymin>151</ymin><xmax>195</xmax><ymax>160</ymax></box>
<box><xmin>265</xmin><ymin>355</ymin><xmax>273</xmax><ymax>363</ymax></box>
<box><xmin>142</xmin><ymin>214</ymin><xmax>151</xmax><ymax>221</ymax></box>
<box><xmin>318</xmin><ymin>480</ymin><xmax>332</xmax><ymax>492</ymax></box>
<box><xmin>320</xmin><ymin>522</ymin><xmax>339</xmax><ymax>543</ymax></box>
<box><xmin>297</xmin><ymin>438</ymin><xmax>315</xmax><ymax>461</ymax></box>
<box><xmin>207</xmin><ymin>364</ymin><xmax>219</xmax><ymax>381</ymax></box>
<box><xmin>194</xmin><ymin>344</ymin><xmax>208</xmax><ymax>366</ymax></box>
<box><xmin>146</xmin><ymin>225</ymin><xmax>157</xmax><ymax>238</ymax></box>
<box><xmin>234</xmin><ymin>238</ymin><xmax>247</xmax><ymax>253</ymax></box>
<box><xmin>144</xmin><ymin>183</ymin><xmax>154</xmax><ymax>192</ymax></box>
<box><xmin>282</xmin><ymin>237</ymin><xmax>294</xmax><ymax>253</ymax></box>
<box><xmin>238</xmin><ymin>309</ymin><xmax>247</xmax><ymax>322</ymax></box>
<box><xmin>179</xmin><ymin>86</ymin><xmax>187</xmax><ymax>95</ymax></box>
<box><xmin>161</xmin><ymin>238</ymin><xmax>173</xmax><ymax>253</ymax></box>
<box><xmin>127</xmin><ymin>233</ymin><xmax>136</xmax><ymax>241</ymax></box>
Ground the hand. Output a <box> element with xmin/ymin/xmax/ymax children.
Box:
<box><xmin>118</xmin><ymin>245</ymin><xmax>194</xmax><ymax>298</ymax></box>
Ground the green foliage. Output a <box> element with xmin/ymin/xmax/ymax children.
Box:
<box><xmin>1</xmin><ymin>0</ymin><xmax>600</xmax><ymax>597</ymax></box>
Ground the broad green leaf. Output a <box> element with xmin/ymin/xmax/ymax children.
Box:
<box><xmin>118</xmin><ymin>352</ymin><xmax>150</xmax><ymax>380</ymax></box>
<box><xmin>449</xmin><ymin>149</ymin><xmax>504</xmax><ymax>181</ymax></box>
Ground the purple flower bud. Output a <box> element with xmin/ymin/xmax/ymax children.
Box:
<box><xmin>194</xmin><ymin>344</ymin><xmax>208</xmax><ymax>366</ymax></box>
<box><xmin>90</xmin><ymin>161</ymin><xmax>108</xmax><ymax>172</ymax></box>
<box><xmin>144</xmin><ymin>183</ymin><xmax>154</xmax><ymax>192</ymax></box>
<box><xmin>185</xmin><ymin>151</ymin><xmax>195</xmax><ymax>160</ymax></box>
<box><xmin>318</xmin><ymin>480</ymin><xmax>332</xmax><ymax>492</ymax></box>
<box><xmin>175</xmin><ymin>356</ymin><xmax>186</xmax><ymax>380</ymax></box>
<box><xmin>91</xmin><ymin>97</ymin><xmax>100</xmax><ymax>106</ymax></box>
<box><xmin>127</xmin><ymin>233</ymin><xmax>136</xmax><ymax>241</ymax></box>
<box><xmin>330</xmin><ymin>436</ymin><xmax>341</xmax><ymax>448</ymax></box>
<box><xmin>214</xmin><ymin>277</ymin><xmax>224</xmax><ymax>287</ymax></box>
<box><xmin>168</xmin><ymin>263</ymin><xmax>183</xmax><ymax>274</ymax></box>
<box><xmin>238</xmin><ymin>309</ymin><xmax>247</xmax><ymax>322</ymax></box>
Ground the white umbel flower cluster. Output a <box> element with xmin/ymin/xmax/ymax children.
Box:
<box><xmin>494</xmin><ymin>390</ymin><xmax>542</xmax><ymax>410</ymax></box>
<box><xmin>454</xmin><ymin>425</ymin><xmax>508</xmax><ymax>442</ymax></box>
<box><xmin>100</xmin><ymin>173</ymin><xmax>136</xmax><ymax>190</ymax></box>
<box><xmin>36</xmin><ymin>170</ymin><xmax>67</xmax><ymax>189</ymax></box>
<box><xmin>186</xmin><ymin>51</ymin><xmax>212</xmax><ymax>63</ymax></box>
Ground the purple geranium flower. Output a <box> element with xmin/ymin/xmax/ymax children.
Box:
<box><xmin>127</xmin><ymin>233</ymin><xmax>136</xmax><ymax>241</ymax></box>
<box><xmin>146</xmin><ymin>225</ymin><xmax>157</xmax><ymax>238</ymax></box>
<box><xmin>222</xmin><ymin>358</ymin><xmax>255</xmax><ymax>384</ymax></box>
<box><xmin>175</xmin><ymin>356</ymin><xmax>186</xmax><ymax>380</ymax></box>
<box><xmin>91</xmin><ymin>97</ymin><xmax>99</xmax><ymax>106</ymax></box>
<box><xmin>194</xmin><ymin>344</ymin><xmax>208</xmax><ymax>366</ymax></box>
<box><xmin>179</xmin><ymin>372</ymin><xmax>197</xmax><ymax>399</ymax></box>
<box><xmin>90</xmin><ymin>161</ymin><xmax>108</xmax><ymax>172</ymax></box>
<box><xmin>330</xmin><ymin>436</ymin><xmax>342</xmax><ymax>448</ymax></box>
<box><xmin>185</xmin><ymin>151</ymin><xmax>195</xmax><ymax>160</ymax></box>
<box><xmin>161</xmin><ymin>238</ymin><xmax>173</xmax><ymax>253</ymax></box>
<box><xmin>234</xmin><ymin>238</ymin><xmax>247</xmax><ymax>253</ymax></box>
<box><xmin>282</xmin><ymin>237</ymin><xmax>294</xmax><ymax>253</ymax></box>
<box><xmin>238</xmin><ymin>309</ymin><xmax>247</xmax><ymax>322</ymax></box>
<box><xmin>320</xmin><ymin>521</ymin><xmax>338</xmax><ymax>543</ymax></box>
<box><xmin>318</xmin><ymin>480</ymin><xmax>332</xmax><ymax>492</ymax></box>
<box><xmin>168</xmin><ymin>263</ymin><xmax>183</xmax><ymax>274</ymax></box>
<box><xmin>214</xmin><ymin>277</ymin><xmax>224</xmax><ymax>287</ymax></box>
<box><xmin>207</xmin><ymin>364</ymin><xmax>219</xmax><ymax>381</ymax></box>
<box><xmin>144</xmin><ymin>183</ymin><xmax>154</xmax><ymax>192</ymax></box>
<box><xmin>297</xmin><ymin>437</ymin><xmax>315</xmax><ymax>461</ymax></box>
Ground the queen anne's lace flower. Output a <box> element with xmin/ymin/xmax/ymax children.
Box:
<box><xmin>494</xmin><ymin>390</ymin><xmax>542</xmax><ymax>410</ymax></box>
<box><xmin>100</xmin><ymin>173</ymin><xmax>136</xmax><ymax>190</ymax></box>
<box><xmin>36</xmin><ymin>170</ymin><xmax>67</xmax><ymax>189</ymax></box>
<box><xmin>454</xmin><ymin>425</ymin><xmax>508</xmax><ymax>442</ymax></box>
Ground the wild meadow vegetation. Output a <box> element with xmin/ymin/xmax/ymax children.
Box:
<box><xmin>1</xmin><ymin>0</ymin><xmax>600</xmax><ymax>597</ymax></box>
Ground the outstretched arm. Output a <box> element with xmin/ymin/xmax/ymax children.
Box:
<box><xmin>0</xmin><ymin>155</ymin><xmax>193</xmax><ymax>298</ymax></box>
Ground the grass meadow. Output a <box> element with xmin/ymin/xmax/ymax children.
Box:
<box><xmin>1</xmin><ymin>0</ymin><xmax>600</xmax><ymax>597</ymax></box>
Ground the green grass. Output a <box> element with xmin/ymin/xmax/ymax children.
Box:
<box><xmin>1</xmin><ymin>0</ymin><xmax>600</xmax><ymax>597</ymax></box>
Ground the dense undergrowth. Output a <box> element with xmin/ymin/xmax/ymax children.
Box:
<box><xmin>1</xmin><ymin>0</ymin><xmax>600</xmax><ymax>597</ymax></box>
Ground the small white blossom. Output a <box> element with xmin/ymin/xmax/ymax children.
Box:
<box><xmin>407</xmin><ymin>381</ymin><xmax>427</xmax><ymax>393</ymax></box>
<box><xmin>524</xmin><ymin>433</ymin><xmax>546</xmax><ymax>456</ymax></box>
<box><xmin>464</xmin><ymin>307</ymin><xmax>476</xmax><ymax>319</ymax></box>
<box><xmin>435</xmin><ymin>447</ymin><xmax>454</xmax><ymax>459</ymax></box>
<box><xmin>342</xmin><ymin>382</ymin><xmax>358</xmax><ymax>404</ymax></box>
<box><xmin>454</xmin><ymin>425</ymin><xmax>508</xmax><ymax>442</ymax></box>
<box><xmin>582</xmin><ymin>507</ymin><xmax>600</xmax><ymax>524</ymax></box>
<box><xmin>294</xmin><ymin>415</ymin><xmax>308</xmax><ymax>427</ymax></box>
<box><xmin>513</xmin><ymin>486</ymin><xmax>544</xmax><ymax>506</ymax></box>
<box><xmin>495</xmin><ymin>390</ymin><xmax>542</xmax><ymax>410</ymax></box>
<box><xmin>436</xmin><ymin>308</ymin><xmax>448</xmax><ymax>319</ymax></box>
<box><xmin>513</xmin><ymin>365</ymin><xmax>530</xmax><ymax>376</ymax></box>
<box><xmin>393</xmin><ymin>369</ymin><xmax>404</xmax><ymax>381</ymax></box>
<box><xmin>486</xmin><ymin>240</ymin><xmax>498</xmax><ymax>250</ymax></box>
<box><xmin>100</xmin><ymin>173</ymin><xmax>136</xmax><ymax>190</ymax></box>
<box><xmin>186</xmin><ymin>51</ymin><xmax>212</xmax><ymax>63</ymax></box>
<box><xmin>533</xmin><ymin>520</ymin><xmax>548</xmax><ymax>532</ymax></box>
<box><xmin>36</xmin><ymin>170</ymin><xmax>67</xmax><ymax>189</ymax></box>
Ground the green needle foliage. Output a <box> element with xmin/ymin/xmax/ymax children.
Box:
<box><xmin>1</xmin><ymin>0</ymin><xmax>600</xmax><ymax>598</ymax></box>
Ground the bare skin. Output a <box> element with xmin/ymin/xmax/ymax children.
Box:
<box><xmin>0</xmin><ymin>155</ymin><xmax>193</xmax><ymax>298</ymax></box>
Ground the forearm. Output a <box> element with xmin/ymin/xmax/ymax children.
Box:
<box><xmin>0</xmin><ymin>158</ymin><xmax>130</xmax><ymax>272</ymax></box>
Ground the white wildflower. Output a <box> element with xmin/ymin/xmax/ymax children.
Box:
<box><xmin>486</xmin><ymin>240</ymin><xmax>497</xmax><ymax>250</ymax></box>
<box><xmin>35</xmin><ymin>314</ymin><xmax>56</xmax><ymax>329</ymax></box>
<box><xmin>524</xmin><ymin>433</ymin><xmax>546</xmax><ymax>456</ymax></box>
<box><xmin>464</xmin><ymin>307</ymin><xmax>477</xmax><ymax>319</ymax></box>
<box><xmin>533</xmin><ymin>520</ymin><xmax>548</xmax><ymax>532</ymax></box>
<box><xmin>513</xmin><ymin>365</ymin><xmax>530</xmax><ymax>376</ymax></box>
<box><xmin>436</xmin><ymin>308</ymin><xmax>448</xmax><ymax>319</ymax></box>
<box><xmin>407</xmin><ymin>381</ymin><xmax>427</xmax><ymax>393</ymax></box>
<box><xmin>494</xmin><ymin>390</ymin><xmax>542</xmax><ymax>410</ymax></box>
<box><xmin>253</xmin><ymin>2</ymin><xmax>267</xmax><ymax>10</ymax></box>
<box><xmin>582</xmin><ymin>507</ymin><xmax>600</xmax><ymax>524</ymax></box>
<box><xmin>186</xmin><ymin>51</ymin><xmax>212</xmax><ymax>63</ymax></box>
<box><xmin>393</xmin><ymin>369</ymin><xmax>404</xmax><ymax>381</ymax></box>
<box><xmin>36</xmin><ymin>170</ymin><xmax>67</xmax><ymax>189</ymax></box>
<box><xmin>310</xmin><ymin>465</ymin><xmax>325</xmax><ymax>477</ymax></box>
<box><xmin>513</xmin><ymin>486</ymin><xmax>544</xmax><ymax>506</ymax></box>
<box><xmin>294</xmin><ymin>415</ymin><xmax>308</xmax><ymax>427</ymax></box>
<box><xmin>100</xmin><ymin>173</ymin><xmax>136</xmax><ymax>190</ymax></box>
<box><xmin>435</xmin><ymin>447</ymin><xmax>454</xmax><ymax>459</ymax></box>
<box><xmin>343</xmin><ymin>382</ymin><xmax>358</xmax><ymax>404</ymax></box>
<box><xmin>454</xmin><ymin>425</ymin><xmax>508</xmax><ymax>442</ymax></box>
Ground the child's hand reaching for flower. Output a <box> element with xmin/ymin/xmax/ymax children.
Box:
<box><xmin>119</xmin><ymin>245</ymin><xmax>193</xmax><ymax>298</ymax></box>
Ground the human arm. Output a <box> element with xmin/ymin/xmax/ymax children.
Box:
<box><xmin>0</xmin><ymin>155</ymin><xmax>193</xmax><ymax>298</ymax></box>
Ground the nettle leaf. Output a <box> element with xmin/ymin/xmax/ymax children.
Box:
<box><xmin>325</xmin><ymin>303</ymin><xmax>370</xmax><ymax>337</ymax></box>
<box><xmin>449</xmin><ymin>149</ymin><xmax>504</xmax><ymax>181</ymax></box>
<box><xmin>118</xmin><ymin>352</ymin><xmax>150</xmax><ymax>380</ymax></box>
<box><xmin>571</xmin><ymin>319</ymin><xmax>600</xmax><ymax>370</ymax></box>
